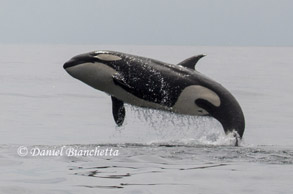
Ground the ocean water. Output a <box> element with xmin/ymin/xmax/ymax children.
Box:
<box><xmin>0</xmin><ymin>45</ymin><xmax>292</xmax><ymax>193</ymax></box>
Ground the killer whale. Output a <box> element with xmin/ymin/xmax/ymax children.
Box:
<box><xmin>64</xmin><ymin>51</ymin><xmax>245</xmax><ymax>139</ymax></box>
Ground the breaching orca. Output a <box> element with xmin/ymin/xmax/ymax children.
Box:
<box><xmin>64</xmin><ymin>51</ymin><xmax>245</xmax><ymax>140</ymax></box>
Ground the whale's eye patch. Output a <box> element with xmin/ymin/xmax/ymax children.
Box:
<box><xmin>94</xmin><ymin>53</ymin><xmax>122</xmax><ymax>61</ymax></box>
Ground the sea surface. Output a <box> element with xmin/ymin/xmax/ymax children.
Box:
<box><xmin>0</xmin><ymin>45</ymin><xmax>292</xmax><ymax>193</ymax></box>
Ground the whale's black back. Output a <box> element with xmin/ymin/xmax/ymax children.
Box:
<box><xmin>107</xmin><ymin>53</ymin><xmax>199</xmax><ymax>107</ymax></box>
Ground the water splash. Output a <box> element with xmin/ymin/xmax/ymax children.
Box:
<box><xmin>123</xmin><ymin>105</ymin><xmax>236</xmax><ymax>146</ymax></box>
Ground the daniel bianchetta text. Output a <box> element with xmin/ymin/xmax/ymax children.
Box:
<box><xmin>17</xmin><ymin>146</ymin><xmax>120</xmax><ymax>157</ymax></box>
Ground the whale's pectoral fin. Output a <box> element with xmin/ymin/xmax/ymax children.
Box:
<box><xmin>177</xmin><ymin>54</ymin><xmax>205</xmax><ymax>70</ymax></box>
<box><xmin>112</xmin><ymin>73</ymin><xmax>133</xmax><ymax>91</ymax></box>
<box><xmin>111</xmin><ymin>96</ymin><xmax>125</xmax><ymax>126</ymax></box>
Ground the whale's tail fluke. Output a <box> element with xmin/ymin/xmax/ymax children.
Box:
<box><xmin>195</xmin><ymin>92</ymin><xmax>245</xmax><ymax>139</ymax></box>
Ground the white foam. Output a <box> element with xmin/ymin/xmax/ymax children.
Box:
<box><xmin>123</xmin><ymin>105</ymin><xmax>238</xmax><ymax>146</ymax></box>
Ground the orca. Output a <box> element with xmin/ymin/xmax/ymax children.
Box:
<box><xmin>63</xmin><ymin>51</ymin><xmax>245</xmax><ymax>139</ymax></box>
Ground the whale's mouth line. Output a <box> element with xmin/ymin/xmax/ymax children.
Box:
<box><xmin>63</xmin><ymin>60</ymin><xmax>85</xmax><ymax>69</ymax></box>
<box><xmin>63</xmin><ymin>61</ymin><xmax>77</xmax><ymax>69</ymax></box>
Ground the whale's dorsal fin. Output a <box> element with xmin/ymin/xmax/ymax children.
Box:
<box><xmin>111</xmin><ymin>96</ymin><xmax>125</xmax><ymax>126</ymax></box>
<box><xmin>177</xmin><ymin>54</ymin><xmax>205</xmax><ymax>70</ymax></box>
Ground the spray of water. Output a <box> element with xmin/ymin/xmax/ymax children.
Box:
<box><xmin>120</xmin><ymin>105</ymin><xmax>239</xmax><ymax>146</ymax></box>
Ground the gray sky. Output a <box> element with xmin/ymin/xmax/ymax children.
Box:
<box><xmin>0</xmin><ymin>0</ymin><xmax>292</xmax><ymax>46</ymax></box>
